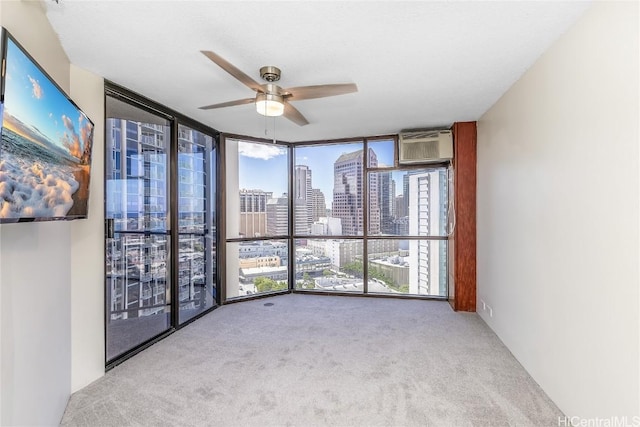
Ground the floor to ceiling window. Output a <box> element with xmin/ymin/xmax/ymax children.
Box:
<box><xmin>292</xmin><ymin>140</ymin><xmax>365</xmax><ymax>293</ymax></box>
<box><xmin>105</xmin><ymin>87</ymin><xmax>218</xmax><ymax>365</ymax></box>
<box><xmin>221</xmin><ymin>135</ymin><xmax>449</xmax><ymax>300</ymax></box>
<box><xmin>224</xmin><ymin>137</ymin><xmax>290</xmax><ymax>300</ymax></box>
<box><xmin>103</xmin><ymin>84</ymin><xmax>448</xmax><ymax>368</ymax></box>
<box><xmin>293</xmin><ymin>137</ymin><xmax>449</xmax><ymax>297</ymax></box>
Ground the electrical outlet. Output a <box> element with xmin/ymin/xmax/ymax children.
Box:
<box><xmin>480</xmin><ymin>299</ymin><xmax>486</xmax><ymax>310</ymax></box>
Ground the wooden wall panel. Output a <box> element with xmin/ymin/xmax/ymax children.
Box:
<box><xmin>449</xmin><ymin>122</ymin><xmax>477</xmax><ymax>312</ymax></box>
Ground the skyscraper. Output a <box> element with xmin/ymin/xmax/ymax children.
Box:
<box><xmin>239</xmin><ymin>189</ymin><xmax>272</xmax><ymax>237</ymax></box>
<box><xmin>377</xmin><ymin>170</ymin><xmax>395</xmax><ymax>234</ymax></box>
<box><xmin>395</xmin><ymin>194</ymin><xmax>407</xmax><ymax>218</ymax></box>
<box><xmin>266</xmin><ymin>194</ymin><xmax>308</xmax><ymax>235</ymax></box>
<box><xmin>295</xmin><ymin>165</ymin><xmax>313</xmax><ymax>233</ymax></box>
<box><xmin>266</xmin><ymin>195</ymin><xmax>288</xmax><ymax>236</ymax></box>
<box><xmin>311</xmin><ymin>188</ymin><xmax>326</xmax><ymax>221</ymax></box>
<box><xmin>332</xmin><ymin>149</ymin><xmax>380</xmax><ymax>235</ymax></box>
<box><xmin>407</xmin><ymin>170</ymin><xmax>446</xmax><ymax>296</ymax></box>
<box><xmin>403</xmin><ymin>173</ymin><xmax>409</xmax><ymax>219</ymax></box>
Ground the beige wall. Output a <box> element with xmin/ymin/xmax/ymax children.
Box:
<box><xmin>0</xmin><ymin>1</ymin><xmax>72</xmax><ymax>425</ymax></box>
<box><xmin>477</xmin><ymin>1</ymin><xmax>639</xmax><ymax>419</ymax></box>
<box><xmin>70</xmin><ymin>64</ymin><xmax>105</xmax><ymax>393</ymax></box>
<box><xmin>0</xmin><ymin>1</ymin><xmax>105</xmax><ymax>424</ymax></box>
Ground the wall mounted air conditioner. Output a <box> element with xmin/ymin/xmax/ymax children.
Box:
<box><xmin>398</xmin><ymin>129</ymin><xmax>453</xmax><ymax>164</ymax></box>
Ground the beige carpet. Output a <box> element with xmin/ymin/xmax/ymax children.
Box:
<box><xmin>61</xmin><ymin>294</ymin><xmax>562</xmax><ymax>426</ymax></box>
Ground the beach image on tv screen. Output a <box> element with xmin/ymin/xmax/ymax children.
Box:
<box><xmin>0</xmin><ymin>37</ymin><xmax>93</xmax><ymax>220</ymax></box>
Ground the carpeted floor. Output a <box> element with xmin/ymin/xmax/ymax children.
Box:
<box><xmin>61</xmin><ymin>294</ymin><xmax>562</xmax><ymax>426</ymax></box>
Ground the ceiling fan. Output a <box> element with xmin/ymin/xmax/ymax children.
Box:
<box><xmin>198</xmin><ymin>50</ymin><xmax>358</xmax><ymax>126</ymax></box>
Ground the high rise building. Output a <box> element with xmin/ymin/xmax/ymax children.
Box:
<box><xmin>177</xmin><ymin>127</ymin><xmax>207</xmax><ymax>233</ymax></box>
<box><xmin>295</xmin><ymin>165</ymin><xmax>313</xmax><ymax>233</ymax></box>
<box><xmin>239</xmin><ymin>189</ymin><xmax>272</xmax><ymax>237</ymax></box>
<box><xmin>311</xmin><ymin>188</ymin><xmax>326</xmax><ymax>222</ymax></box>
<box><xmin>266</xmin><ymin>194</ymin><xmax>308</xmax><ymax>235</ymax></box>
<box><xmin>392</xmin><ymin>216</ymin><xmax>409</xmax><ymax>235</ymax></box>
<box><xmin>408</xmin><ymin>170</ymin><xmax>446</xmax><ymax>296</ymax></box>
<box><xmin>266</xmin><ymin>195</ymin><xmax>288</xmax><ymax>236</ymax></box>
<box><xmin>403</xmin><ymin>173</ymin><xmax>409</xmax><ymax>218</ymax></box>
<box><xmin>106</xmin><ymin>121</ymin><xmax>216</xmax><ymax>324</ymax></box>
<box><xmin>332</xmin><ymin>148</ymin><xmax>380</xmax><ymax>235</ymax></box>
<box><xmin>395</xmin><ymin>194</ymin><xmax>407</xmax><ymax>218</ymax></box>
<box><xmin>377</xmin><ymin>170</ymin><xmax>395</xmax><ymax>234</ymax></box>
<box><xmin>176</xmin><ymin>126</ymin><xmax>208</xmax><ymax>312</ymax></box>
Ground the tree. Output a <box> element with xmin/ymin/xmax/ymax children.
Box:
<box><xmin>322</xmin><ymin>269</ymin><xmax>333</xmax><ymax>277</ymax></box>
<box><xmin>302</xmin><ymin>272</ymin><xmax>315</xmax><ymax>289</ymax></box>
<box><xmin>341</xmin><ymin>261</ymin><xmax>363</xmax><ymax>277</ymax></box>
<box><xmin>368</xmin><ymin>266</ymin><xmax>393</xmax><ymax>286</ymax></box>
<box><xmin>254</xmin><ymin>277</ymin><xmax>287</xmax><ymax>293</ymax></box>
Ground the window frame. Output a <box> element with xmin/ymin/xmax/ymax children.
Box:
<box><xmin>217</xmin><ymin>134</ymin><xmax>450</xmax><ymax>300</ymax></box>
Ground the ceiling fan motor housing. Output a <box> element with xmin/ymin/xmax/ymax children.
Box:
<box><xmin>260</xmin><ymin>66</ymin><xmax>281</xmax><ymax>82</ymax></box>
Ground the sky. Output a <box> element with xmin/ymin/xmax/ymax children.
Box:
<box><xmin>237</xmin><ymin>139</ymin><xmax>400</xmax><ymax>201</ymax></box>
<box><xmin>2</xmin><ymin>37</ymin><xmax>93</xmax><ymax>158</ymax></box>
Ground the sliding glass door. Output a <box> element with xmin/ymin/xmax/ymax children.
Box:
<box><xmin>105</xmin><ymin>96</ymin><xmax>172</xmax><ymax>362</ymax></box>
<box><xmin>177</xmin><ymin>124</ymin><xmax>215</xmax><ymax>324</ymax></box>
<box><xmin>105</xmin><ymin>89</ymin><xmax>218</xmax><ymax>365</ymax></box>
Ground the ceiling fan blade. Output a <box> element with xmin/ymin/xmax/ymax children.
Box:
<box><xmin>198</xmin><ymin>98</ymin><xmax>255</xmax><ymax>110</ymax></box>
<box><xmin>283</xmin><ymin>83</ymin><xmax>358</xmax><ymax>101</ymax></box>
<box><xmin>283</xmin><ymin>102</ymin><xmax>309</xmax><ymax>126</ymax></box>
<box><xmin>201</xmin><ymin>50</ymin><xmax>263</xmax><ymax>93</ymax></box>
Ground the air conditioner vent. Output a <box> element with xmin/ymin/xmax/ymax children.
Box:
<box><xmin>399</xmin><ymin>129</ymin><xmax>453</xmax><ymax>164</ymax></box>
<box><xmin>403</xmin><ymin>139</ymin><xmax>440</xmax><ymax>160</ymax></box>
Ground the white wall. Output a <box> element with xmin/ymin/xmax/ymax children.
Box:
<box><xmin>0</xmin><ymin>1</ymin><xmax>105</xmax><ymax>424</ymax></box>
<box><xmin>477</xmin><ymin>1</ymin><xmax>639</xmax><ymax>420</ymax></box>
<box><xmin>70</xmin><ymin>65</ymin><xmax>105</xmax><ymax>393</ymax></box>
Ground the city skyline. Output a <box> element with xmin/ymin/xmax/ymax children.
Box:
<box><xmin>238</xmin><ymin>140</ymin><xmax>399</xmax><ymax>201</ymax></box>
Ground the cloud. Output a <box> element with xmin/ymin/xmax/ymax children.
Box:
<box><xmin>61</xmin><ymin>114</ymin><xmax>82</xmax><ymax>159</ymax></box>
<box><xmin>27</xmin><ymin>75</ymin><xmax>43</xmax><ymax>99</ymax></box>
<box><xmin>62</xmin><ymin>115</ymin><xmax>75</xmax><ymax>132</ymax></box>
<box><xmin>49</xmin><ymin>112</ymin><xmax>53</xmax><ymax>119</ymax></box>
<box><xmin>238</xmin><ymin>141</ymin><xmax>286</xmax><ymax>160</ymax></box>
<box><xmin>80</xmin><ymin>122</ymin><xmax>92</xmax><ymax>148</ymax></box>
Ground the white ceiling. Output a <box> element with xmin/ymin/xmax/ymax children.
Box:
<box><xmin>45</xmin><ymin>1</ymin><xmax>590</xmax><ymax>142</ymax></box>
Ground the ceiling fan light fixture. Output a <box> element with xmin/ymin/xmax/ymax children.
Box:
<box><xmin>256</xmin><ymin>92</ymin><xmax>284</xmax><ymax>117</ymax></box>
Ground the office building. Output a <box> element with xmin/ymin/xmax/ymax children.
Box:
<box><xmin>311</xmin><ymin>188</ymin><xmax>326</xmax><ymax>222</ymax></box>
<box><xmin>294</xmin><ymin>165</ymin><xmax>313</xmax><ymax>231</ymax></box>
<box><xmin>239</xmin><ymin>189</ymin><xmax>272</xmax><ymax>237</ymax></box>
<box><xmin>332</xmin><ymin>148</ymin><xmax>380</xmax><ymax>235</ymax></box>
<box><xmin>377</xmin><ymin>170</ymin><xmax>395</xmax><ymax>234</ymax></box>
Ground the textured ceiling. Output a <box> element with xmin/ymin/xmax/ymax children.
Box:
<box><xmin>45</xmin><ymin>1</ymin><xmax>590</xmax><ymax>142</ymax></box>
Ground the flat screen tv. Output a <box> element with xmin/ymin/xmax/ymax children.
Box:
<box><xmin>0</xmin><ymin>28</ymin><xmax>94</xmax><ymax>223</ymax></box>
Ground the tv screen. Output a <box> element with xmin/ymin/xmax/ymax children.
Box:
<box><xmin>0</xmin><ymin>28</ymin><xmax>94</xmax><ymax>223</ymax></box>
